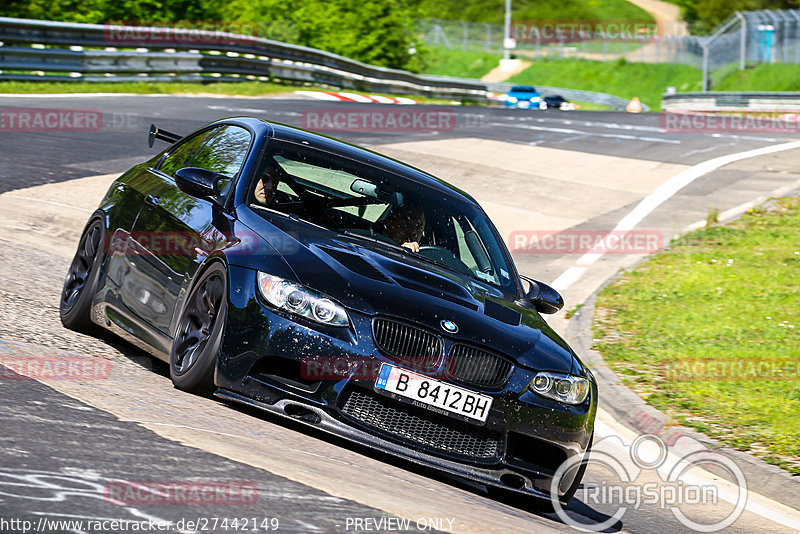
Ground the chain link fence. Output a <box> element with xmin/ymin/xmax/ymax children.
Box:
<box><xmin>418</xmin><ymin>9</ymin><xmax>800</xmax><ymax>85</ymax></box>
<box><xmin>416</xmin><ymin>18</ymin><xmax>703</xmax><ymax>66</ymax></box>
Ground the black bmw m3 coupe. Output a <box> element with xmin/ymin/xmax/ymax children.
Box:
<box><xmin>60</xmin><ymin>117</ymin><xmax>597</xmax><ymax>507</ymax></box>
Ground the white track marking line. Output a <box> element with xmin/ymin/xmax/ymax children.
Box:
<box><xmin>500</xmin><ymin>115</ymin><xmax>666</xmax><ymax>133</ymax></box>
<box><xmin>681</xmin><ymin>144</ymin><xmax>728</xmax><ymax>157</ymax></box>
<box><xmin>550</xmin><ymin>140</ymin><xmax>800</xmax><ymax>290</ymax></box>
<box><xmin>497</xmin><ymin>116</ymin><xmax>783</xmax><ymax>142</ymax></box>
<box><xmin>551</xmin><ymin>266</ymin><xmax>586</xmax><ymax>291</ymax></box>
<box><xmin>490</xmin><ymin>122</ymin><xmax>681</xmax><ymax>144</ymax></box>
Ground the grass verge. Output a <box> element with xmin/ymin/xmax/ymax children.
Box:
<box><xmin>508</xmin><ymin>58</ymin><xmax>702</xmax><ymax>111</ymax></box>
<box><xmin>423</xmin><ymin>49</ymin><xmax>502</xmax><ymax>79</ymax></box>
<box><xmin>712</xmin><ymin>63</ymin><xmax>800</xmax><ymax>92</ymax></box>
<box><xmin>420</xmin><ymin>0</ymin><xmax>653</xmax><ymax>25</ymax></box>
<box><xmin>594</xmin><ymin>196</ymin><xmax>800</xmax><ymax>474</ymax></box>
<box><xmin>0</xmin><ymin>80</ymin><xmax>295</xmax><ymax>96</ymax></box>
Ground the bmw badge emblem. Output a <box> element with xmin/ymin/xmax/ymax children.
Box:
<box><xmin>440</xmin><ymin>320</ymin><xmax>458</xmax><ymax>333</ymax></box>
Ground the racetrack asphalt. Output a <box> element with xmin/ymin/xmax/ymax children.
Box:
<box><xmin>0</xmin><ymin>93</ymin><xmax>799</xmax><ymax>533</ymax></box>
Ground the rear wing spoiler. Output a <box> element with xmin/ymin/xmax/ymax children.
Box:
<box><xmin>148</xmin><ymin>124</ymin><xmax>183</xmax><ymax>148</ymax></box>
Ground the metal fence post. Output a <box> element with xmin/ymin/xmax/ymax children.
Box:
<box><xmin>737</xmin><ymin>12</ymin><xmax>746</xmax><ymax>70</ymax></box>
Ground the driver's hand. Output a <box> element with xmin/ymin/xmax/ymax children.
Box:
<box><xmin>402</xmin><ymin>241</ymin><xmax>420</xmax><ymax>253</ymax></box>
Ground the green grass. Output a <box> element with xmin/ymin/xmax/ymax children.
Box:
<box><xmin>0</xmin><ymin>80</ymin><xmax>294</xmax><ymax>96</ymax></box>
<box><xmin>713</xmin><ymin>63</ymin><xmax>800</xmax><ymax>92</ymax></box>
<box><xmin>419</xmin><ymin>0</ymin><xmax>653</xmax><ymax>25</ymax></box>
<box><xmin>594</xmin><ymin>196</ymin><xmax>800</xmax><ymax>474</ymax></box>
<box><xmin>508</xmin><ymin>57</ymin><xmax>702</xmax><ymax>111</ymax></box>
<box><xmin>423</xmin><ymin>48</ymin><xmax>502</xmax><ymax>79</ymax></box>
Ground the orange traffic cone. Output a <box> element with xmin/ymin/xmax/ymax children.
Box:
<box><xmin>626</xmin><ymin>97</ymin><xmax>642</xmax><ymax>113</ymax></box>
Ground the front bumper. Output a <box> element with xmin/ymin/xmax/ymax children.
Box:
<box><xmin>505</xmin><ymin>99</ymin><xmax>545</xmax><ymax>110</ymax></box>
<box><xmin>217</xmin><ymin>267</ymin><xmax>597</xmax><ymax>500</ymax></box>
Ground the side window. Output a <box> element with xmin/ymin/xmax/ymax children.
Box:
<box><xmin>190</xmin><ymin>126</ymin><xmax>252</xmax><ymax>178</ymax></box>
<box><xmin>158</xmin><ymin>128</ymin><xmax>219</xmax><ymax>177</ymax></box>
<box><xmin>190</xmin><ymin>126</ymin><xmax>252</xmax><ymax>196</ymax></box>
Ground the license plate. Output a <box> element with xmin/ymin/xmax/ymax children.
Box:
<box><xmin>374</xmin><ymin>363</ymin><xmax>492</xmax><ymax>423</ymax></box>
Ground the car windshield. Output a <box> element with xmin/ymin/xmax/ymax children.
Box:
<box><xmin>511</xmin><ymin>86</ymin><xmax>536</xmax><ymax>93</ymax></box>
<box><xmin>250</xmin><ymin>140</ymin><xmax>517</xmax><ymax>293</ymax></box>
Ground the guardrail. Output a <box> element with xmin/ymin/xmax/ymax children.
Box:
<box><xmin>0</xmin><ymin>17</ymin><xmax>636</xmax><ymax>109</ymax></box>
<box><xmin>663</xmin><ymin>91</ymin><xmax>800</xmax><ymax>111</ymax></box>
<box><xmin>0</xmin><ymin>17</ymin><xmax>492</xmax><ymax>101</ymax></box>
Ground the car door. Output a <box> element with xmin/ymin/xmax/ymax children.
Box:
<box><xmin>120</xmin><ymin>125</ymin><xmax>253</xmax><ymax>336</ymax></box>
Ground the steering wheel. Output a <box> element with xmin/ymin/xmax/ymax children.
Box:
<box><xmin>417</xmin><ymin>246</ymin><xmax>472</xmax><ymax>276</ymax></box>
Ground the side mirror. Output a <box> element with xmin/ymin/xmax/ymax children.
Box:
<box><xmin>521</xmin><ymin>276</ymin><xmax>564</xmax><ymax>314</ymax></box>
<box><xmin>174</xmin><ymin>167</ymin><xmax>223</xmax><ymax>200</ymax></box>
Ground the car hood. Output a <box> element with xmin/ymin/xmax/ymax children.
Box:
<box><xmin>232</xmin><ymin>211</ymin><xmax>577</xmax><ymax>374</ymax></box>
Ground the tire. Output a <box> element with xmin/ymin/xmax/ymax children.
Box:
<box><xmin>169</xmin><ymin>262</ymin><xmax>227</xmax><ymax>394</ymax></box>
<box><xmin>60</xmin><ymin>218</ymin><xmax>105</xmax><ymax>334</ymax></box>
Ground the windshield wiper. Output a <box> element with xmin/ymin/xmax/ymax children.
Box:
<box><xmin>341</xmin><ymin>231</ymin><xmax>494</xmax><ymax>285</ymax></box>
<box><xmin>341</xmin><ymin>230</ymin><xmax>407</xmax><ymax>253</ymax></box>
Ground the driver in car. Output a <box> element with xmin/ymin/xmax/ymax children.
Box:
<box><xmin>382</xmin><ymin>201</ymin><xmax>425</xmax><ymax>253</ymax></box>
<box><xmin>254</xmin><ymin>171</ymin><xmax>279</xmax><ymax>206</ymax></box>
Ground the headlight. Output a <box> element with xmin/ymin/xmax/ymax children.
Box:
<box><xmin>257</xmin><ymin>272</ymin><xmax>349</xmax><ymax>327</ymax></box>
<box><xmin>531</xmin><ymin>96</ymin><xmax>541</xmax><ymax>102</ymax></box>
<box><xmin>528</xmin><ymin>372</ymin><xmax>589</xmax><ymax>405</ymax></box>
<box><xmin>507</xmin><ymin>96</ymin><xmax>518</xmax><ymax>103</ymax></box>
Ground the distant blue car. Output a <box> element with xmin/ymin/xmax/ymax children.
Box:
<box><xmin>504</xmin><ymin>85</ymin><xmax>544</xmax><ymax>110</ymax></box>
